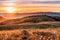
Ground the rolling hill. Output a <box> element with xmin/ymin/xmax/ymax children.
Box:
<box><xmin>0</xmin><ymin>15</ymin><xmax>60</xmax><ymax>30</ymax></box>
<box><xmin>0</xmin><ymin>15</ymin><xmax>60</xmax><ymax>25</ymax></box>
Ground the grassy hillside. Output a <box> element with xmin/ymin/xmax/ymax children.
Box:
<box><xmin>0</xmin><ymin>15</ymin><xmax>60</xmax><ymax>30</ymax></box>
<box><xmin>0</xmin><ymin>15</ymin><xmax>60</xmax><ymax>25</ymax></box>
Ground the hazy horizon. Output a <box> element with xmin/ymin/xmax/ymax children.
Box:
<box><xmin>0</xmin><ymin>12</ymin><xmax>60</xmax><ymax>19</ymax></box>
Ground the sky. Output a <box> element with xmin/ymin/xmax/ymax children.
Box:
<box><xmin>0</xmin><ymin>0</ymin><xmax>60</xmax><ymax>4</ymax></box>
<box><xmin>0</xmin><ymin>0</ymin><xmax>60</xmax><ymax>13</ymax></box>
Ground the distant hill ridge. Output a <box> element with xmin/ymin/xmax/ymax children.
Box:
<box><xmin>19</xmin><ymin>15</ymin><xmax>56</xmax><ymax>23</ymax></box>
<box><xmin>0</xmin><ymin>15</ymin><xmax>60</xmax><ymax>25</ymax></box>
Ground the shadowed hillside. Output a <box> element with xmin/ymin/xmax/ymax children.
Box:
<box><xmin>18</xmin><ymin>15</ymin><xmax>57</xmax><ymax>23</ymax></box>
<box><xmin>51</xmin><ymin>16</ymin><xmax>60</xmax><ymax>21</ymax></box>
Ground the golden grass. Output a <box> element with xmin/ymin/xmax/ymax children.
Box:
<box><xmin>0</xmin><ymin>28</ymin><xmax>59</xmax><ymax>40</ymax></box>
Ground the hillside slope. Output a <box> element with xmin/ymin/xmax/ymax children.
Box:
<box><xmin>0</xmin><ymin>16</ymin><xmax>6</xmax><ymax>22</ymax></box>
<box><xmin>0</xmin><ymin>15</ymin><xmax>60</xmax><ymax>25</ymax></box>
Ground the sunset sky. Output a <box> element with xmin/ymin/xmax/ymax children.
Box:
<box><xmin>0</xmin><ymin>0</ymin><xmax>60</xmax><ymax>13</ymax></box>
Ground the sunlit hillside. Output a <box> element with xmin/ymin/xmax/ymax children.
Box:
<box><xmin>0</xmin><ymin>16</ymin><xmax>7</xmax><ymax>23</ymax></box>
<box><xmin>0</xmin><ymin>15</ymin><xmax>59</xmax><ymax>25</ymax></box>
<box><xmin>0</xmin><ymin>29</ymin><xmax>59</xmax><ymax>40</ymax></box>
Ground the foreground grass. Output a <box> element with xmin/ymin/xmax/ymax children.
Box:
<box><xmin>0</xmin><ymin>28</ymin><xmax>59</xmax><ymax>40</ymax></box>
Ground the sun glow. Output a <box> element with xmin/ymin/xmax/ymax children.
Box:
<box><xmin>4</xmin><ymin>7</ymin><xmax>15</xmax><ymax>13</ymax></box>
<box><xmin>2</xmin><ymin>2</ymin><xmax>17</xmax><ymax>13</ymax></box>
<box><xmin>6</xmin><ymin>3</ymin><xmax>14</xmax><ymax>6</ymax></box>
<box><xmin>4</xmin><ymin>3</ymin><xmax>14</xmax><ymax>6</ymax></box>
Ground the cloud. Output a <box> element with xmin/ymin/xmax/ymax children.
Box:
<box><xmin>34</xmin><ymin>0</ymin><xmax>50</xmax><ymax>1</ymax></box>
<box><xmin>13</xmin><ymin>0</ymin><xmax>60</xmax><ymax>4</ymax></box>
<box><xmin>24</xmin><ymin>0</ymin><xmax>55</xmax><ymax>1</ymax></box>
<box><xmin>0</xmin><ymin>0</ymin><xmax>60</xmax><ymax>4</ymax></box>
<box><xmin>30</xmin><ymin>0</ymin><xmax>60</xmax><ymax>1</ymax></box>
<box><xmin>0</xmin><ymin>0</ymin><xmax>60</xmax><ymax>2</ymax></box>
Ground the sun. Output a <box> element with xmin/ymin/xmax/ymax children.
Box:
<box><xmin>4</xmin><ymin>7</ymin><xmax>15</xmax><ymax>13</ymax></box>
<box><xmin>3</xmin><ymin>2</ymin><xmax>16</xmax><ymax>13</ymax></box>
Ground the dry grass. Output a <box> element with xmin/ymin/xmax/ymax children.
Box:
<box><xmin>0</xmin><ymin>28</ymin><xmax>59</xmax><ymax>40</ymax></box>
